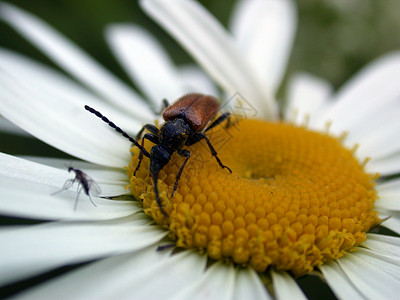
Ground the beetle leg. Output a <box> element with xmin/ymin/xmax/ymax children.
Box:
<box><xmin>161</xmin><ymin>99</ymin><xmax>169</xmax><ymax>110</ymax></box>
<box><xmin>204</xmin><ymin>112</ymin><xmax>231</xmax><ymax>133</ymax></box>
<box><xmin>154</xmin><ymin>99</ymin><xmax>170</xmax><ymax>115</ymax></box>
<box><xmin>171</xmin><ymin>149</ymin><xmax>191</xmax><ymax>198</ymax></box>
<box><xmin>156</xmin><ymin>244</ymin><xmax>175</xmax><ymax>251</ymax></box>
<box><xmin>136</xmin><ymin>124</ymin><xmax>159</xmax><ymax>140</ymax></box>
<box><xmin>134</xmin><ymin>133</ymin><xmax>160</xmax><ymax>176</ymax></box>
<box><xmin>186</xmin><ymin>133</ymin><xmax>232</xmax><ymax>173</ymax></box>
<box><xmin>152</xmin><ymin>171</ymin><xmax>168</xmax><ymax>217</ymax></box>
<box><xmin>149</xmin><ymin>145</ymin><xmax>172</xmax><ymax>218</ymax></box>
<box><xmin>203</xmin><ymin>135</ymin><xmax>232</xmax><ymax>173</ymax></box>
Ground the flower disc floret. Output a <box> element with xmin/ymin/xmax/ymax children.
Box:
<box><xmin>128</xmin><ymin>119</ymin><xmax>379</xmax><ymax>275</ymax></box>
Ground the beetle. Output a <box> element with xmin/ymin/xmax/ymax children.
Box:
<box><xmin>85</xmin><ymin>93</ymin><xmax>232</xmax><ymax>217</ymax></box>
<box><xmin>52</xmin><ymin>166</ymin><xmax>101</xmax><ymax>210</ymax></box>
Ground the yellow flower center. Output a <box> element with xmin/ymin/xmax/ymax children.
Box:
<box><xmin>127</xmin><ymin>119</ymin><xmax>379</xmax><ymax>275</ymax></box>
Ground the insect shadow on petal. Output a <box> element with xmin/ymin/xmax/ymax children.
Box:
<box><xmin>52</xmin><ymin>165</ymin><xmax>101</xmax><ymax>211</ymax></box>
<box><xmin>85</xmin><ymin>93</ymin><xmax>232</xmax><ymax>218</ymax></box>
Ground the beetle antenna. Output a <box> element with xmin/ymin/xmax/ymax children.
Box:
<box><xmin>152</xmin><ymin>171</ymin><xmax>168</xmax><ymax>217</ymax></box>
<box><xmin>85</xmin><ymin>105</ymin><xmax>150</xmax><ymax>157</ymax></box>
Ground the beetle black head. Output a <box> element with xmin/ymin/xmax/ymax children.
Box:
<box><xmin>159</xmin><ymin>118</ymin><xmax>192</xmax><ymax>150</ymax></box>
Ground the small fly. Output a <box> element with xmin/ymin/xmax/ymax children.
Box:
<box><xmin>53</xmin><ymin>166</ymin><xmax>101</xmax><ymax>210</ymax></box>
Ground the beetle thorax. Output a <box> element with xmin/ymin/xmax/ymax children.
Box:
<box><xmin>159</xmin><ymin>118</ymin><xmax>192</xmax><ymax>151</ymax></box>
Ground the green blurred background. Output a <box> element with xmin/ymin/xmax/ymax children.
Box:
<box><xmin>1</xmin><ymin>1</ymin><xmax>399</xmax><ymax>298</ymax></box>
<box><xmin>1</xmin><ymin>0</ymin><xmax>400</xmax><ymax>158</ymax></box>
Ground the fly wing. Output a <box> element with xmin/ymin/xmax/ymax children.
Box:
<box><xmin>82</xmin><ymin>174</ymin><xmax>102</xmax><ymax>197</ymax></box>
<box><xmin>62</xmin><ymin>178</ymin><xmax>74</xmax><ymax>190</ymax></box>
<box><xmin>51</xmin><ymin>179</ymin><xmax>74</xmax><ymax>195</ymax></box>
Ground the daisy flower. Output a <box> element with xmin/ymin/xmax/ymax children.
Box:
<box><xmin>1</xmin><ymin>0</ymin><xmax>400</xmax><ymax>299</ymax></box>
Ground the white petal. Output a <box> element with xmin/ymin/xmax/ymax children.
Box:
<box><xmin>378</xmin><ymin>214</ymin><xmax>400</xmax><ymax>235</ymax></box>
<box><xmin>367</xmin><ymin>152</ymin><xmax>400</xmax><ymax>176</ymax></box>
<box><xmin>11</xmin><ymin>247</ymin><xmax>163</xmax><ymax>299</ymax></box>
<box><xmin>105</xmin><ymin>24</ymin><xmax>186</xmax><ymax>108</ymax></box>
<box><xmin>319</xmin><ymin>108</ymin><xmax>400</xmax><ymax>163</ymax></box>
<box><xmin>0</xmin><ymin>174</ymin><xmax>137</xmax><ymax>220</ymax></box>
<box><xmin>0</xmin><ymin>48</ymin><xmax>143</xmax><ymax>131</ymax></box>
<box><xmin>178</xmin><ymin>65</ymin><xmax>219</xmax><ymax>96</ymax></box>
<box><xmin>1</xmin><ymin>153</ymin><xmax>68</xmax><ymax>186</ymax></box>
<box><xmin>234</xmin><ymin>268</ymin><xmax>272</xmax><ymax>300</ymax></box>
<box><xmin>356</xmin><ymin>120</ymin><xmax>400</xmax><ymax>160</ymax></box>
<box><xmin>141</xmin><ymin>0</ymin><xmax>278</xmax><ymax>119</ymax></box>
<box><xmin>374</xmin><ymin>196</ymin><xmax>400</xmax><ymax>211</ymax></box>
<box><xmin>0</xmin><ymin>50</ymin><xmax>134</xmax><ymax>167</ymax></box>
<box><xmin>0</xmin><ymin>115</ymin><xmax>31</xmax><ymax>137</ymax></box>
<box><xmin>363</xmin><ymin>233</ymin><xmax>400</xmax><ymax>257</ymax></box>
<box><xmin>354</xmin><ymin>248</ymin><xmax>400</xmax><ymax>280</ymax></box>
<box><xmin>14</xmin><ymin>247</ymin><xmax>208</xmax><ymax>300</ymax></box>
<box><xmin>0</xmin><ymin>2</ymin><xmax>153</xmax><ymax>120</ymax></box>
<box><xmin>322</xmin><ymin>94</ymin><xmax>400</xmax><ymax>160</ymax></box>
<box><xmin>375</xmin><ymin>179</ymin><xmax>400</xmax><ymax>210</ymax></box>
<box><xmin>314</xmin><ymin>52</ymin><xmax>400</xmax><ymax>135</ymax></box>
<box><xmin>377</xmin><ymin>178</ymin><xmax>400</xmax><ymax>193</ymax></box>
<box><xmin>120</xmin><ymin>250</ymin><xmax>207</xmax><ymax>300</ymax></box>
<box><xmin>172</xmin><ymin>261</ymin><xmax>235</xmax><ymax>300</ymax></box>
<box><xmin>271</xmin><ymin>270</ymin><xmax>307</xmax><ymax>300</ymax></box>
<box><xmin>341</xmin><ymin>99</ymin><xmax>400</xmax><ymax>159</ymax></box>
<box><xmin>230</xmin><ymin>0</ymin><xmax>297</xmax><ymax>93</ymax></box>
<box><xmin>320</xmin><ymin>262</ymin><xmax>366</xmax><ymax>300</ymax></box>
<box><xmin>338</xmin><ymin>252</ymin><xmax>400</xmax><ymax>299</ymax></box>
<box><xmin>0</xmin><ymin>216</ymin><xmax>166</xmax><ymax>287</ymax></box>
<box><xmin>377</xmin><ymin>209</ymin><xmax>392</xmax><ymax>220</ymax></box>
<box><xmin>285</xmin><ymin>72</ymin><xmax>333</xmax><ymax>124</ymax></box>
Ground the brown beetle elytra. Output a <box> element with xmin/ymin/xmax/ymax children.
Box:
<box><xmin>85</xmin><ymin>93</ymin><xmax>232</xmax><ymax>217</ymax></box>
<box><xmin>162</xmin><ymin>93</ymin><xmax>220</xmax><ymax>131</ymax></box>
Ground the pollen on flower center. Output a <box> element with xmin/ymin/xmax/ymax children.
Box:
<box><xmin>127</xmin><ymin>119</ymin><xmax>379</xmax><ymax>275</ymax></box>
